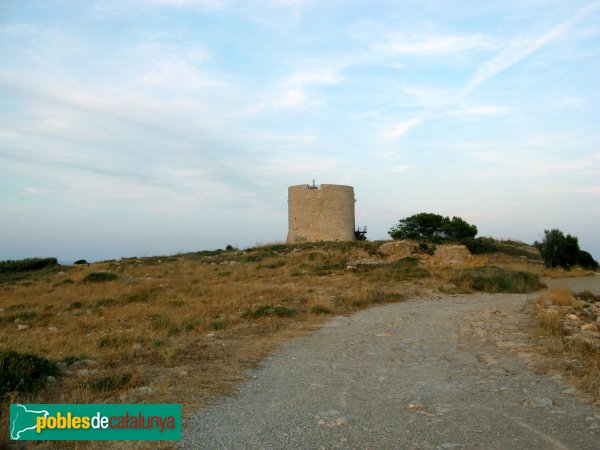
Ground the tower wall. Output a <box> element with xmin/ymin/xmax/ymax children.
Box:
<box><xmin>287</xmin><ymin>184</ymin><xmax>356</xmax><ymax>243</ymax></box>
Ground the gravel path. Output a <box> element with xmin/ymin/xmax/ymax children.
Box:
<box><xmin>182</xmin><ymin>275</ymin><xmax>600</xmax><ymax>449</ymax></box>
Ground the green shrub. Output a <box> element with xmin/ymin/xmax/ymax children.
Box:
<box><xmin>209</xmin><ymin>319</ymin><xmax>225</xmax><ymax>330</ymax></box>
<box><xmin>0</xmin><ymin>350</ymin><xmax>58</xmax><ymax>395</ymax></box>
<box><xmin>183</xmin><ymin>318</ymin><xmax>201</xmax><ymax>331</ymax></box>
<box><xmin>82</xmin><ymin>272</ymin><xmax>118</xmax><ymax>283</ymax></box>
<box><xmin>535</xmin><ymin>229</ymin><xmax>598</xmax><ymax>270</ymax></box>
<box><xmin>389</xmin><ymin>213</ymin><xmax>477</xmax><ymax>242</ymax></box>
<box><xmin>242</xmin><ymin>305</ymin><xmax>296</xmax><ymax>319</ymax></box>
<box><xmin>123</xmin><ymin>288</ymin><xmax>160</xmax><ymax>303</ymax></box>
<box><xmin>452</xmin><ymin>266</ymin><xmax>545</xmax><ymax>293</ymax></box>
<box><xmin>149</xmin><ymin>314</ymin><xmax>171</xmax><ymax>330</ymax></box>
<box><xmin>311</xmin><ymin>304</ymin><xmax>331</xmax><ymax>314</ymax></box>
<box><xmin>74</xmin><ymin>259</ymin><xmax>88</xmax><ymax>265</ymax></box>
<box><xmin>387</xmin><ymin>257</ymin><xmax>430</xmax><ymax>279</ymax></box>
<box><xmin>0</xmin><ymin>258</ymin><xmax>58</xmax><ymax>273</ymax></box>
<box><xmin>15</xmin><ymin>310</ymin><xmax>37</xmax><ymax>321</ymax></box>
<box><xmin>86</xmin><ymin>372</ymin><xmax>131</xmax><ymax>392</ymax></box>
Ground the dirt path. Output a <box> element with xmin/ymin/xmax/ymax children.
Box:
<box><xmin>181</xmin><ymin>276</ymin><xmax>600</xmax><ymax>449</ymax></box>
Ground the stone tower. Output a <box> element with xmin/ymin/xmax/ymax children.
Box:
<box><xmin>287</xmin><ymin>183</ymin><xmax>356</xmax><ymax>243</ymax></box>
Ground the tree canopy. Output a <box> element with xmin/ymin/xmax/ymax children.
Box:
<box><xmin>534</xmin><ymin>229</ymin><xmax>598</xmax><ymax>270</ymax></box>
<box><xmin>388</xmin><ymin>213</ymin><xmax>477</xmax><ymax>242</ymax></box>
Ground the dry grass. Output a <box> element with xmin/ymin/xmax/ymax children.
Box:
<box><xmin>0</xmin><ymin>241</ymin><xmax>427</xmax><ymax>449</ymax></box>
<box><xmin>529</xmin><ymin>288</ymin><xmax>600</xmax><ymax>401</ymax></box>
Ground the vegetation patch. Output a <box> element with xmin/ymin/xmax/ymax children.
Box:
<box><xmin>0</xmin><ymin>258</ymin><xmax>58</xmax><ymax>273</ymax></box>
<box><xmin>452</xmin><ymin>266</ymin><xmax>545</xmax><ymax>293</ymax></box>
<box><xmin>123</xmin><ymin>288</ymin><xmax>160</xmax><ymax>303</ymax></box>
<box><xmin>388</xmin><ymin>257</ymin><xmax>430</xmax><ymax>279</ymax></box>
<box><xmin>209</xmin><ymin>319</ymin><xmax>225</xmax><ymax>330</ymax></box>
<box><xmin>310</xmin><ymin>304</ymin><xmax>331</xmax><ymax>315</ymax></box>
<box><xmin>463</xmin><ymin>237</ymin><xmax>541</xmax><ymax>260</ymax></box>
<box><xmin>242</xmin><ymin>305</ymin><xmax>296</xmax><ymax>319</ymax></box>
<box><xmin>86</xmin><ymin>372</ymin><xmax>132</xmax><ymax>392</ymax></box>
<box><xmin>82</xmin><ymin>271</ymin><xmax>118</xmax><ymax>283</ymax></box>
<box><xmin>0</xmin><ymin>350</ymin><xmax>58</xmax><ymax>395</ymax></box>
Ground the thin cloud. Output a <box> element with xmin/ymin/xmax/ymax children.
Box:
<box><xmin>380</xmin><ymin>34</ymin><xmax>491</xmax><ymax>55</ymax></box>
<box><xmin>384</xmin><ymin>1</ymin><xmax>600</xmax><ymax>142</ymax></box>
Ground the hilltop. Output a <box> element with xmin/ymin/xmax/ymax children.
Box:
<box><xmin>1</xmin><ymin>238</ymin><xmax>597</xmax><ymax>447</ymax></box>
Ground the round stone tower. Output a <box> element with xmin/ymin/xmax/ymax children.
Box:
<box><xmin>287</xmin><ymin>183</ymin><xmax>356</xmax><ymax>243</ymax></box>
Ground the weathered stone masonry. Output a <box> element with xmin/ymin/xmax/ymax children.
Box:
<box><xmin>287</xmin><ymin>184</ymin><xmax>356</xmax><ymax>243</ymax></box>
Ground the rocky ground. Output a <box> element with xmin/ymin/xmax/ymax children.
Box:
<box><xmin>181</xmin><ymin>276</ymin><xmax>600</xmax><ymax>450</ymax></box>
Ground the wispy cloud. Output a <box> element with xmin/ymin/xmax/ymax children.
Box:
<box><xmin>243</xmin><ymin>67</ymin><xmax>341</xmax><ymax>114</ymax></box>
<box><xmin>379</xmin><ymin>34</ymin><xmax>492</xmax><ymax>55</ymax></box>
<box><xmin>447</xmin><ymin>104</ymin><xmax>510</xmax><ymax>119</ymax></box>
<box><xmin>383</xmin><ymin>1</ymin><xmax>600</xmax><ymax>142</ymax></box>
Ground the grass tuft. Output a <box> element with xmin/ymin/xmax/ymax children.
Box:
<box><xmin>82</xmin><ymin>271</ymin><xmax>118</xmax><ymax>283</ymax></box>
<box><xmin>452</xmin><ymin>266</ymin><xmax>544</xmax><ymax>293</ymax></box>
<box><xmin>0</xmin><ymin>350</ymin><xmax>58</xmax><ymax>395</ymax></box>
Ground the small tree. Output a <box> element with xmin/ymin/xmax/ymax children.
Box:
<box><xmin>388</xmin><ymin>212</ymin><xmax>477</xmax><ymax>242</ymax></box>
<box><xmin>534</xmin><ymin>229</ymin><xmax>598</xmax><ymax>270</ymax></box>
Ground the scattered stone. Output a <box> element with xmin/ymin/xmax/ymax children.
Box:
<box><xmin>47</xmin><ymin>326</ymin><xmax>59</xmax><ymax>333</ymax></box>
<box><xmin>374</xmin><ymin>332</ymin><xmax>392</xmax><ymax>337</ymax></box>
<box><xmin>529</xmin><ymin>397</ymin><xmax>553</xmax><ymax>408</ymax></box>
<box><xmin>135</xmin><ymin>386</ymin><xmax>155</xmax><ymax>396</ymax></box>
<box><xmin>17</xmin><ymin>324</ymin><xmax>30</xmax><ymax>331</ymax></box>
<box><xmin>581</xmin><ymin>323</ymin><xmax>598</xmax><ymax>332</ymax></box>
<box><xmin>407</xmin><ymin>403</ymin><xmax>424</xmax><ymax>410</ymax></box>
<box><xmin>70</xmin><ymin>359</ymin><xmax>98</xmax><ymax>369</ymax></box>
<box><xmin>46</xmin><ymin>376</ymin><xmax>56</xmax><ymax>384</ymax></box>
<box><xmin>207</xmin><ymin>333</ymin><xmax>215</xmax><ymax>338</ymax></box>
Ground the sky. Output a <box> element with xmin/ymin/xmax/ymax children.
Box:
<box><xmin>1</xmin><ymin>0</ymin><xmax>599</xmax><ymax>263</ymax></box>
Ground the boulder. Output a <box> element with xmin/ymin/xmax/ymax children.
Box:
<box><xmin>378</xmin><ymin>241</ymin><xmax>418</xmax><ymax>261</ymax></box>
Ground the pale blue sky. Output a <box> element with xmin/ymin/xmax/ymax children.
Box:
<box><xmin>1</xmin><ymin>0</ymin><xmax>599</xmax><ymax>262</ymax></box>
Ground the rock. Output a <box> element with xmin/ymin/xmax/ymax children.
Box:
<box><xmin>47</xmin><ymin>326</ymin><xmax>59</xmax><ymax>333</ymax></box>
<box><xmin>346</xmin><ymin>265</ymin><xmax>357</xmax><ymax>270</ymax></box>
<box><xmin>70</xmin><ymin>359</ymin><xmax>98</xmax><ymax>369</ymax></box>
<box><xmin>17</xmin><ymin>324</ymin><xmax>30</xmax><ymax>331</ymax></box>
<box><xmin>566</xmin><ymin>314</ymin><xmax>580</xmax><ymax>321</ymax></box>
<box><xmin>206</xmin><ymin>333</ymin><xmax>215</xmax><ymax>338</ymax></box>
<box><xmin>378</xmin><ymin>241</ymin><xmax>418</xmax><ymax>261</ymax></box>
<box><xmin>135</xmin><ymin>386</ymin><xmax>155</xmax><ymax>396</ymax></box>
<box><xmin>46</xmin><ymin>376</ymin><xmax>56</xmax><ymax>384</ymax></box>
<box><xmin>433</xmin><ymin>245</ymin><xmax>472</xmax><ymax>266</ymax></box>
<box><xmin>582</xmin><ymin>323</ymin><xmax>598</xmax><ymax>332</ymax></box>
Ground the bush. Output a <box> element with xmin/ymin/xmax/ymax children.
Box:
<box><xmin>311</xmin><ymin>304</ymin><xmax>331</xmax><ymax>314</ymax></box>
<box><xmin>452</xmin><ymin>266</ymin><xmax>545</xmax><ymax>293</ymax></box>
<box><xmin>242</xmin><ymin>305</ymin><xmax>296</xmax><ymax>319</ymax></box>
<box><xmin>0</xmin><ymin>350</ymin><xmax>58</xmax><ymax>395</ymax></box>
<box><xmin>82</xmin><ymin>271</ymin><xmax>118</xmax><ymax>283</ymax></box>
<box><xmin>0</xmin><ymin>258</ymin><xmax>58</xmax><ymax>273</ymax></box>
<box><xmin>534</xmin><ymin>229</ymin><xmax>598</xmax><ymax>270</ymax></box>
<box><xmin>389</xmin><ymin>213</ymin><xmax>477</xmax><ymax>242</ymax></box>
<box><xmin>74</xmin><ymin>259</ymin><xmax>88</xmax><ymax>265</ymax></box>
